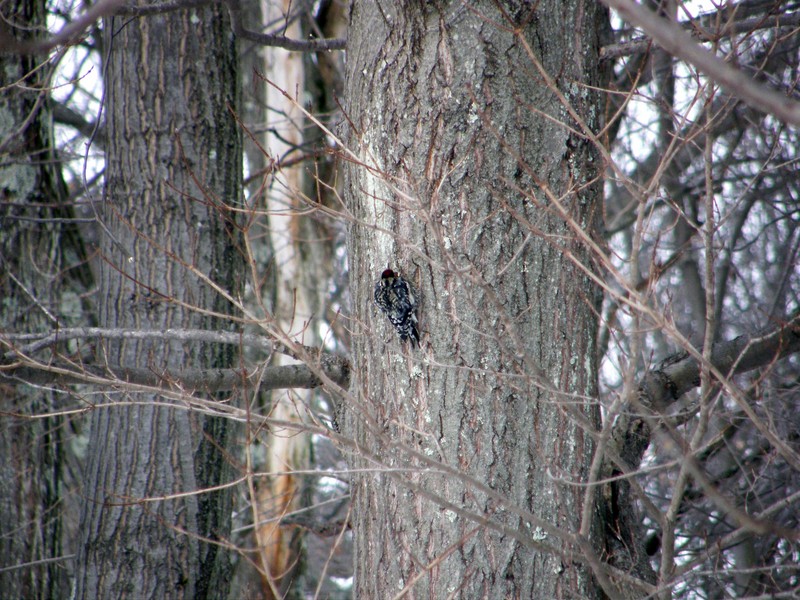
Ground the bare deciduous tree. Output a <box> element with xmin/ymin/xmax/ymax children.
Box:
<box><xmin>0</xmin><ymin>1</ymin><xmax>90</xmax><ymax>596</ymax></box>
<box><xmin>2</xmin><ymin>1</ymin><xmax>800</xmax><ymax>598</ymax></box>
<box><xmin>68</xmin><ymin>6</ymin><xmax>244</xmax><ymax>597</ymax></box>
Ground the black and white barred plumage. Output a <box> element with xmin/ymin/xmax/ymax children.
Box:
<box><xmin>374</xmin><ymin>268</ymin><xmax>420</xmax><ymax>346</ymax></box>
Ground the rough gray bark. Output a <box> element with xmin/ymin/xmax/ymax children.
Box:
<box><xmin>0</xmin><ymin>0</ymin><xmax>89</xmax><ymax>595</ymax></box>
<box><xmin>343</xmin><ymin>1</ymin><xmax>609</xmax><ymax>597</ymax></box>
<box><xmin>73</xmin><ymin>6</ymin><xmax>243</xmax><ymax>599</ymax></box>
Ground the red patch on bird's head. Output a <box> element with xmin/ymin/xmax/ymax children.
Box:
<box><xmin>381</xmin><ymin>269</ymin><xmax>396</xmax><ymax>279</ymax></box>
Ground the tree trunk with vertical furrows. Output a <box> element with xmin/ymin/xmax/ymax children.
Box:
<box><xmin>342</xmin><ymin>1</ymin><xmax>609</xmax><ymax>597</ymax></box>
<box><xmin>73</xmin><ymin>6</ymin><xmax>243</xmax><ymax>598</ymax></box>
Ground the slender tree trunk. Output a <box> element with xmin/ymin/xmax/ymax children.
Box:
<box><xmin>343</xmin><ymin>1</ymin><xmax>608</xmax><ymax>597</ymax></box>
<box><xmin>74</xmin><ymin>6</ymin><xmax>243</xmax><ymax>599</ymax></box>
<box><xmin>251</xmin><ymin>2</ymin><xmax>347</xmax><ymax>595</ymax></box>
<box><xmin>256</xmin><ymin>6</ymin><xmax>311</xmax><ymax>596</ymax></box>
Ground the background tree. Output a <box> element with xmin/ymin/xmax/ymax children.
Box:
<box><xmin>236</xmin><ymin>1</ymin><xmax>348</xmax><ymax>596</ymax></box>
<box><xmin>69</xmin><ymin>4</ymin><xmax>244</xmax><ymax>598</ymax></box>
<box><xmin>600</xmin><ymin>1</ymin><xmax>800</xmax><ymax>596</ymax></box>
<box><xmin>0</xmin><ymin>0</ymin><xmax>92</xmax><ymax>596</ymax></box>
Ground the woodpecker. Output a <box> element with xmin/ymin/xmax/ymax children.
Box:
<box><xmin>374</xmin><ymin>268</ymin><xmax>420</xmax><ymax>346</ymax></box>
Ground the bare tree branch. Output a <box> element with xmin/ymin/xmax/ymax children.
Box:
<box><xmin>2</xmin><ymin>327</ymin><xmax>275</xmax><ymax>358</ymax></box>
<box><xmin>606</xmin><ymin>310</ymin><xmax>800</xmax><ymax>479</ymax></box>
<box><xmin>0</xmin><ymin>0</ymin><xmax>345</xmax><ymax>56</ymax></box>
<box><xmin>602</xmin><ymin>0</ymin><xmax>800</xmax><ymax>124</ymax></box>
<box><xmin>1</xmin><ymin>327</ymin><xmax>351</xmax><ymax>390</ymax></box>
<box><xmin>595</xmin><ymin>314</ymin><xmax>800</xmax><ymax>587</ymax></box>
<box><xmin>601</xmin><ymin>9</ymin><xmax>800</xmax><ymax>60</ymax></box>
<box><xmin>278</xmin><ymin>515</ymin><xmax>350</xmax><ymax>537</ymax></box>
<box><xmin>120</xmin><ymin>0</ymin><xmax>348</xmax><ymax>51</ymax></box>
<box><xmin>639</xmin><ymin>311</ymin><xmax>800</xmax><ymax>413</ymax></box>
<box><xmin>613</xmin><ymin>312</ymin><xmax>798</xmax><ymax>451</ymax></box>
<box><xmin>53</xmin><ymin>102</ymin><xmax>105</xmax><ymax>147</ymax></box>
<box><xmin>0</xmin><ymin>360</ymin><xmax>348</xmax><ymax>392</ymax></box>
<box><xmin>222</xmin><ymin>0</ymin><xmax>346</xmax><ymax>51</ymax></box>
<box><xmin>0</xmin><ymin>0</ymin><xmax>125</xmax><ymax>55</ymax></box>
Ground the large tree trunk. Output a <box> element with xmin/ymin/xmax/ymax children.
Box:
<box><xmin>73</xmin><ymin>6</ymin><xmax>243</xmax><ymax>598</ymax></box>
<box><xmin>342</xmin><ymin>1</ymin><xmax>608</xmax><ymax>597</ymax></box>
